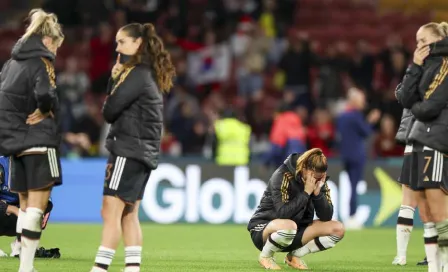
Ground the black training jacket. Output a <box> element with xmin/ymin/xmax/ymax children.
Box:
<box><xmin>247</xmin><ymin>153</ymin><xmax>333</xmax><ymax>231</ymax></box>
<box><xmin>394</xmin><ymin>107</ymin><xmax>414</xmax><ymax>146</ymax></box>
<box><xmin>0</xmin><ymin>34</ymin><xmax>60</xmax><ymax>155</ymax></box>
<box><xmin>397</xmin><ymin>38</ymin><xmax>448</xmax><ymax>152</ymax></box>
<box><xmin>103</xmin><ymin>64</ymin><xmax>163</xmax><ymax>169</ymax></box>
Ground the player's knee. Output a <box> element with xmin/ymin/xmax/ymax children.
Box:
<box><xmin>279</xmin><ymin>219</ymin><xmax>297</xmax><ymax>231</ymax></box>
<box><xmin>101</xmin><ymin>205</ymin><xmax>116</xmax><ymax>222</ymax></box>
<box><xmin>331</xmin><ymin>221</ymin><xmax>345</xmax><ymax>238</ymax></box>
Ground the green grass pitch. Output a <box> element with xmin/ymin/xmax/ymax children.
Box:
<box><xmin>0</xmin><ymin>224</ymin><xmax>428</xmax><ymax>271</ymax></box>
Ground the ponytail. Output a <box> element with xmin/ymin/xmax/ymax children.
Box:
<box><xmin>422</xmin><ymin>21</ymin><xmax>448</xmax><ymax>38</ymax></box>
<box><xmin>120</xmin><ymin>23</ymin><xmax>175</xmax><ymax>93</ymax></box>
<box><xmin>296</xmin><ymin>148</ymin><xmax>328</xmax><ymax>176</ymax></box>
<box><xmin>438</xmin><ymin>22</ymin><xmax>448</xmax><ymax>37</ymax></box>
<box><xmin>21</xmin><ymin>9</ymin><xmax>64</xmax><ymax>46</ymax></box>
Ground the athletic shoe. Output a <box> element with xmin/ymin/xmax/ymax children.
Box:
<box><xmin>416</xmin><ymin>256</ymin><xmax>428</xmax><ymax>266</ymax></box>
<box><xmin>392</xmin><ymin>256</ymin><xmax>406</xmax><ymax>266</ymax></box>
<box><xmin>259</xmin><ymin>256</ymin><xmax>281</xmax><ymax>270</ymax></box>
<box><xmin>285</xmin><ymin>254</ymin><xmax>308</xmax><ymax>270</ymax></box>
<box><xmin>35</xmin><ymin>247</ymin><xmax>60</xmax><ymax>258</ymax></box>
<box><xmin>10</xmin><ymin>239</ymin><xmax>20</xmax><ymax>257</ymax></box>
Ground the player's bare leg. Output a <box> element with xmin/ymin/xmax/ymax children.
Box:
<box><xmin>286</xmin><ymin>220</ymin><xmax>345</xmax><ymax>270</ymax></box>
<box><xmin>91</xmin><ymin>196</ymin><xmax>126</xmax><ymax>272</ymax></box>
<box><xmin>258</xmin><ymin>219</ymin><xmax>298</xmax><ymax>270</ymax></box>
<box><xmin>393</xmin><ymin>185</ymin><xmax>417</xmax><ymax>265</ymax></box>
<box><xmin>122</xmin><ymin>201</ymin><xmax>142</xmax><ymax>272</ymax></box>
<box><xmin>19</xmin><ymin>188</ymin><xmax>51</xmax><ymax>272</ymax></box>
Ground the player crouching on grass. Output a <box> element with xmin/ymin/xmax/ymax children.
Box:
<box><xmin>247</xmin><ymin>148</ymin><xmax>344</xmax><ymax>270</ymax></box>
<box><xmin>0</xmin><ymin>156</ymin><xmax>60</xmax><ymax>259</ymax></box>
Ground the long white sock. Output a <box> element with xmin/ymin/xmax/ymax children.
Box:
<box><xmin>396</xmin><ymin>205</ymin><xmax>414</xmax><ymax>258</ymax></box>
<box><xmin>436</xmin><ymin>219</ymin><xmax>448</xmax><ymax>268</ymax></box>
<box><xmin>260</xmin><ymin>229</ymin><xmax>296</xmax><ymax>258</ymax></box>
<box><xmin>19</xmin><ymin>207</ymin><xmax>43</xmax><ymax>272</ymax></box>
<box><xmin>93</xmin><ymin>246</ymin><xmax>115</xmax><ymax>271</ymax></box>
<box><xmin>424</xmin><ymin>222</ymin><xmax>441</xmax><ymax>272</ymax></box>
<box><xmin>291</xmin><ymin>235</ymin><xmax>342</xmax><ymax>257</ymax></box>
<box><xmin>14</xmin><ymin>209</ymin><xmax>26</xmax><ymax>255</ymax></box>
<box><xmin>16</xmin><ymin>209</ymin><xmax>25</xmax><ymax>241</ymax></box>
<box><xmin>124</xmin><ymin>246</ymin><xmax>142</xmax><ymax>272</ymax></box>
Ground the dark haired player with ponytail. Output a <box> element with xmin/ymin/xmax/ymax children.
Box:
<box><xmin>90</xmin><ymin>23</ymin><xmax>175</xmax><ymax>272</ymax></box>
<box><xmin>247</xmin><ymin>148</ymin><xmax>345</xmax><ymax>270</ymax></box>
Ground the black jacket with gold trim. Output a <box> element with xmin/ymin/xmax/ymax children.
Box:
<box><xmin>247</xmin><ymin>153</ymin><xmax>333</xmax><ymax>231</ymax></box>
<box><xmin>103</xmin><ymin>64</ymin><xmax>163</xmax><ymax>169</ymax></box>
<box><xmin>397</xmin><ymin>38</ymin><xmax>448</xmax><ymax>152</ymax></box>
<box><xmin>0</xmin><ymin>34</ymin><xmax>60</xmax><ymax>155</ymax></box>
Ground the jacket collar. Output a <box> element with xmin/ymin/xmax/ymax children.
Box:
<box><xmin>430</xmin><ymin>37</ymin><xmax>448</xmax><ymax>57</ymax></box>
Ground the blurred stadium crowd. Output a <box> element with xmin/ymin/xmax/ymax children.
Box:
<box><xmin>1</xmin><ymin>0</ymin><xmax>446</xmax><ymax>160</ymax></box>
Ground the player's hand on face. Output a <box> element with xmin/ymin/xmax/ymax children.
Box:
<box><xmin>413</xmin><ymin>45</ymin><xmax>430</xmax><ymax>66</ymax></box>
<box><xmin>313</xmin><ymin>173</ymin><xmax>326</xmax><ymax>196</ymax></box>
<box><xmin>112</xmin><ymin>54</ymin><xmax>123</xmax><ymax>79</ymax></box>
<box><xmin>26</xmin><ymin>109</ymin><xmax>53</xmax><ymax>125</ymax></box>
<box><xmin>304</xmin><ymin>170</ymin><xmax>317</xmax><ymax>195</ymax></box>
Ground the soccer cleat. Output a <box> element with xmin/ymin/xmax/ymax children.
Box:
<box><xmin>416</xmin><ymin>256</ymin><xmax>428</xmax><ymax>265</ymax></box>
<box><xmin>35</xmin><ymin>247</ymin><xmax>61</xmax><ymax>258</ymax></box>
<box><xmin>284</xmin><ymin>254</ymin><xmax>308</xmax><ymax>270</ymax></box>
<box><xmin>10</xmin><ymin>239</ymin><xmax>20</xmax><ymax>257</ymax></box>
<box><xmin>392</xmin><ymin>256</ymin><xmax>406</xmax><ymax>266</ymax></box>
<box><xmin>259</xmin><ymin>256</ymin><xmax>281</xmax><ymax>270</ymax></box>
<box><xmin>0</xmin><ymin>249</ymin><xmax>7</xmax><ymax>257</ymax></box>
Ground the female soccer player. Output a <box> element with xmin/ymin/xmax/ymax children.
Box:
<box><xmin>396</xmin><ymin>22</ymin><xmax>448</xmax><ymax>272</ymax></box>
<box><xmin>90</xmin><ymin>23</ymin><xmax>175</xmax><ymax>272</ymax></box>
<box><xmin>247</xmin><ymin>148</ymin><xmax>345</xmax><ymax>270</ymax></box>
<box><xmin>0</xmin><ymin>156</ymin><xmax>56</xmax><ymax>258</ymax></box>
<box><xmin>393</xmin><ymin>108</ymin><xmax>428</xmax><ymax>266</ymax></box>
<box><xmin>0</xmin><ymin>9</ymin><xmax>64</xmax><ymax>272</ymax></box>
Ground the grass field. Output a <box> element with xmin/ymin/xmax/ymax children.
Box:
<box><xmin>0</xmin><ymin>224</ymin><xmax>428</xmax><ymax>272</ymax></box>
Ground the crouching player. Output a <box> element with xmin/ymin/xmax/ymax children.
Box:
<box><xmin>0</xmin><ymin>156</ymin><xmax>59</xmax><ymax>258</ymax></box>
<box><xmin>248</xmin><ymin>148</ymin><xmax>344</xmax><ymax>270</ymax></box>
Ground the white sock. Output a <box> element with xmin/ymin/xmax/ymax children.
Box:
<box><xmin>93</xmin><ymin>246</ymin><xmax>115</xmax><ymax>271</ymax></box>
<box><xmin>124</xmin><ymin>246</ymin><xmax>142</xmax><ymax>272</ymax></box>
<box><xmin>14</xmin><ymin>209</ymin><xmax>25</xmax><ymax>255</ymax></box>
<box><xmin>19</xmin><ymin>207</ymin><xmax>43</xmax><ymax>272</ymax></box>
<box><xmin>396</xmin><ymin>205</ymin><xmax>414</xmax><ymax>258</ymax></box>
<box><xmin>16</xmin><ymin>209</ymin><xmax>25</xmax><ymax>241</ymax></box>
<box><xmin>436</xmin><ymin>219</ymin><xmax>448</xmax><ymax>268</ymax></box>
<box><xmin>260</xmin><ymin>229</ymin><xmax>296</xmax><ymax>258</ymax></box>
<box><xmin>424</xmin><ymin>222</ymin><xmax>441</xmax><ymax>272</ymax></box>
<box><xmin>292</xmin><ymin>235</ymin><xmax>342</xmax><ymax>257</ymax></box>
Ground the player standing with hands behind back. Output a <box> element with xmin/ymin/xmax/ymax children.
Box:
<box><xmin>0</xmin><ymin>9</ymin><xmax>64</xmax><ymax>272</ymax></box>
<box><xmin>90</xmin><ymin>23</ymin><xmax>175</xmax><ymax>272</ymax></box>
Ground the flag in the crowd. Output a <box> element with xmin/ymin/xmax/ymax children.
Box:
<box><xmin>187</xmin><ymin>44</ymin><xmax>231</xmax><ymax>85</ymax></box>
